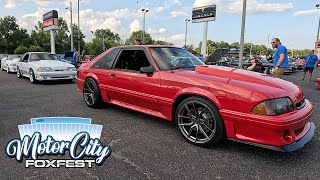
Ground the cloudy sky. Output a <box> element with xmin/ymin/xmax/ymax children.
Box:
<box><xmin>0</xmin><ymin>0</ymin><xmax>319</xmax><ymax>49</ymax></box>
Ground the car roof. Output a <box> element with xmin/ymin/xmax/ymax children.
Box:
<box><xmin>28</xmin><ymin>52</ymin><xmax>50</xmax><ymax>54</ymax></box>
<box><xmin>114</xmin><ymin>45</ymin><xmax>176</xmax><ymax>49</ymax></box>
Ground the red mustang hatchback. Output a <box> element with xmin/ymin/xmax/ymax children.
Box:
<box><xmin>77</xmin><ymin>45</ymin><xmax>315</xmax><ymax>152</ymax></box>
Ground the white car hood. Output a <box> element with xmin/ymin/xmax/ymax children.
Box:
<box><xmin>30</xmin><ymin>60</ymin><xmax>75</xmax><ymax>69</ymax></box>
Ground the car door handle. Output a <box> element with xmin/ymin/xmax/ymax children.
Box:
<box><xmin>110</xmin><ymin>73</ymin><xmax>116</xmax><ymax>77</ymax></box>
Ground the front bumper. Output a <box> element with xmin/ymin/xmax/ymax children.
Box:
<box><xmin>229</xmin><ymin>122</ymin><xmax>315</xmax><ymax>152</ymax></box>
<box><xmin>221</xmin><ymin>99</ymin><xmax>315</xmax><ymax>152</ymax></box>
<box><xmin>35</xmin><ymin>71</ymin><xmax>77</xmax><ymax>81</ymax></box>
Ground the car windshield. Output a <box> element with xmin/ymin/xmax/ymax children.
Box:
<box><xmin>7</xmin><ymin>55</ymin><xmax>21</xmax><ymax>60</ymax></box>
<box><xmin>149</xmin><ymin>47</ymin><xmax>205</xmax><ymax>70</ymax></box>
<box><xmin>51</xmin><ymin>54</ymin><xmax>63</xmax><ymax>61</ymax></box>
<box><xmin>30</xmin><ymin>53</ymin><xmax>55</xmax><ymax>61</ymax></box>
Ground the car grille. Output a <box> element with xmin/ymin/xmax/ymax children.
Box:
<box><xmin>54</xmin><ymin>69</ymin><xmax>65</xmax><ymax>71</ymax></box>
<box><xmin>295</xmin><ymin>98</ymin><xmax>305</xmax><ymax>110</ymax></box>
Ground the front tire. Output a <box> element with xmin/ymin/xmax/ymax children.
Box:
<box><xmin>29</xmin><ymin>69</ymin><xmax>37</xmax><ymax>84</ymax></box>
<box><xmin>175</xmin><ymin>96</ymin><xmax>226</xmax><ymax>147</ymax></box>
<box><xmin>83</xmin><ymin>78</ymin><xmax>103</xmax><ymax>108</ymax></box>
<box><xmin>6</xmin><ymin>66</ymin><xmax>10</xmax><ymax>73</ymax></box>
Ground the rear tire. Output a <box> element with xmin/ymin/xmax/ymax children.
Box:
<box><xmin>83</xmin><ymin>78</ymin><xmax>103</xmax><ymax>108</ymax></box>
<box><xmin>175</xmin><ymin>96</ymin><xmax>226</xmax><ymax>147</ymax></box>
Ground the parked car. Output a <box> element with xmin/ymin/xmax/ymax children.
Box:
<box><xmin>16</xmin><ymin>52</ymin><xmax>77</xmax><ymax>83</ymax></box>
<box><xmin>317</xmin><ymin>78</ymin><xmax>320</xmax><ymax>87</ymax></box>
<box><xmin>62</xmin><ymin>51</ymin><xmax>76</xmax><ymax>66</ymax></box>
<box><xmin>266</xmin><ymin>58</ymin><xmax>296</xmax><ymax>75</ymax></box>
<box><xmin>76</xmin><ymin>45</ymin><xmax>314</xmax><ymax>152</ymax></box>
<box><xmin>295</xmin><ymin>59</ymin><xmax>306</xmax><ymax>70</ymax></box>
<box><xmin>286</xmin><ymin>58</ymin><xmax>297</xmax><ymax>73</ymax></box>
<box><xmin>1</xmin><ymin>55</ymin><xmax>22</xmax><ymax>73</ymax></box>
<box><xmin>205</xmin><ymin>48</ymin><xmax>230</xmax><ymax>65</ymax></box>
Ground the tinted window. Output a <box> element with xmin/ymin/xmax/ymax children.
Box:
<box><xmin>114</xmin><ymin>50</ymin><xmax>150</xmax><ymax>71</ymax></box>
<box><xmin>149</xmin><ymin>47</ymin><xmax>205</xmax><ymax>70</ymax></box>
<box><xmin>30</xmin><ymin>53</ymin><xmax>54</xmax><ymax>61</ymax></box>
<box><xmin>92</xmin><ymin>48</ymin><xmax>120</xmax><ymax>69</ymax></box>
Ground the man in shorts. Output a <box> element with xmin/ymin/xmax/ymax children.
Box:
<box><xmin>301</xmin><ymin>50</ymin><xmax>318</xmax><ymax>81</ymax></box>
<box><xmin>271</xmin><ymin>38</ymin><xmax>288</xmax><ymax>79</ymax></box>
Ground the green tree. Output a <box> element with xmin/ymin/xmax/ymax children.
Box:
<box><xmin>14</xmin><ymin>45</ymin><xmax>29</xmax><ymax>54</ymax></box>
<box><xmin>154</xmin><ymin>40</ymin><xmax>173</xmax><ymax>45</ymax></box>
<box><xmin>93</xmin><ymin>29</ymin><xmax>121</xmax><ymax>42</ymax></box>
<box><xmin>0</xmin><ymin>16</ymin><xmax>30</xmax><ymax>53</ymax></box>
<box><xmin>30</xmin><ymin>21</ymin><xmax>51</xmax><ymax>52</ymax></box>
<box><xmin>54</xmin><ymin>17</ymin><xmax>70</xmax><ymax>53</ymax></box>
<box><xmin>125</xmin><ymin>30</ymin><xmax>154</xmax><ymax>45</ymax></box>
<box><xmin>87</xmin><ymin>28</ymin><xmax>121</xmax><ymax>55</ymax></box>
<box><xmin>29</xmin><ymin>45</ymin><xmax>43</xmax><ymax>52</ymax></box>
<box><xmin>72</xmin><ymin>23</ymin><xmax>86</xmax><ymax>52</ymax></box>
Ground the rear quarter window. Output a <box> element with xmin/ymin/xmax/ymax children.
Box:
<box><xmin>92</xmin><ymin>48</ymin><xmax>120</xmax><ymax>69</ymax></box>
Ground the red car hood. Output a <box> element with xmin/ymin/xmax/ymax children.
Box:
<box><xmin>183</xmin><ymin>66</ymin><xmax>303</xmax><ymax>102</ymax></box>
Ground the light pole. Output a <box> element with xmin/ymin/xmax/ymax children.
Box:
<box><xmin>249</xmin><ymin>42</ymin><xmax>253</xmax><ymax>56</ymax></box>
<box><xmin>141</xmin><ymin>9</ymin><xmax>149</xmax><ymax>44</ymax></box>
<box><xmin>91</xmin><ymin>31</ymin><xmax>105</xmax><ymax>51</ymax></box>
<box><xmin>315</xmin><ymin>4</ymin><xmax>320</xmax><ymax>55</ymax></box>
<box><xmin>267</xmin><ymin>34</ymin><xmax>271</xmax><ymax>55</ymax></box>
<box><xmin>78</xmin><ymin>0</ymin><xmax>81</xmax><ymax>56</ymax></box>
<box><xmin>184</xmin><ymin>19</ymin><xmax>190</xmax><ymax>48</ymax></box>
<box><xmin>238</xmin><ymin>0</ymin><xmax>247</xmax><ymax>69</ymax></box>
<box><xmin>65</xmin><ymin>1</ymin><xmax>74</xmax><ymax>51</ymax></box>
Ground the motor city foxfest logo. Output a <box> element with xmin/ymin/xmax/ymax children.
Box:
<box><xmin>5</xmin><ymin>117</ymin><xmax>111</xmax><ymax>168</ymax></box>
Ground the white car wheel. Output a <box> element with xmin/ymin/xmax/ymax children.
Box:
<box><xmin>29</xmin><ymin>69</ymin><xmax>37</xmax><ymax>83</ymax></box>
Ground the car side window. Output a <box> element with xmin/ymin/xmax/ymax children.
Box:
<box><xmin>92</xmin><ymin>48</ymin><xmax>120</xmax><ymax>69</ymax></box>
<box><xmin>22</xmin><ymin>54</ymin><xmax>29</xmax><ymax>62</ymax></box>
<box><xmin>113</xmin><ymin>50</ymin><xmax>151</xmax><ymax>72</ymax></box>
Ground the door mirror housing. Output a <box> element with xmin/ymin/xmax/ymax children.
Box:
<box><xmin>140</xmin><ymin>66</ymin><xmax>154</xmax><ymax>74</ymax></box>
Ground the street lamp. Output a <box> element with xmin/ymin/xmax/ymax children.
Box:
<box><xmin>184</xmin><ymin>19</ymin><xmax>190</xmax><ymax>48</ymax></box>
<box><xmin>141</xmin><ymin>8</ymin><xmax>149</xmax><ymax>44</ymax></box>
<box><xmin>238</xmin><ymin>0</ymin><xmax>247</xmax><ymax>69</ymax></box>
<box><xmin>267</xmin><ymin>34</ymin><xmax>271</xmax><ymax>55</ymax></box>
<box><xmin>315</xmin><ymin>4</ymin><xmax>320</xmax><ymax>55</ymax></box>
<box><xmin>78</xmin><ymin>0</ymin><xmax>81</xmax><ymax>55</ymax></box>
<box><xmin>91</xmin><ymin>31</ymin><xmax>105</xmax><ymax>51</ymax></box>
<box><xmin>65</xmin><ymin>1</ymin><xmax>74</xmax><ymax>51</ymax></box>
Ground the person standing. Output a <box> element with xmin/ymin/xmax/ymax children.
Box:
<box><xmin>271</xmin><ymin>38</ymin><xmax>288</xmax><ymax>79</ymax></box>
<box><xmin>300</xmin><ymin>50</ymin><xmax>318</xmax><ymax>81</ymax></box>
<box><xmin>73</xmin><ymin>49</ymin><xmax>78</xmax><ymax>67</ymax></box>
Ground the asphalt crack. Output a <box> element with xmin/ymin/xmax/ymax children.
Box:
<box><xmin>111</xmin><ymin>152</ymin><xmax>159</xmax><ymax>180</ymax></box>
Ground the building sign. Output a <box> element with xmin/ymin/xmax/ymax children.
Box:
<box><xmin>192</xmin><ymin>5</ymin><xmax>216</xmax><ymax>23</ymax></box>
<box><xmin>43</xmin><ymin>10</ymin><xmax>59</xmax><ymax>31</ymax></box>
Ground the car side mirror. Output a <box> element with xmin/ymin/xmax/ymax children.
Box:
<box><xmin>140</xmin><ymin>66</ymin><xmax>154</xmax><ymax>74</ymax></box>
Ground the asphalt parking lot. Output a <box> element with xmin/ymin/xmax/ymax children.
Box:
<box><xmin>0</xmin><ymin>68</ymin><xmax>319</xmax><ymax>180</ymax></box>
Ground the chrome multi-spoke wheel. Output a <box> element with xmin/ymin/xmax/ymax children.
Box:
<box><xmin>83</xmin><ymin>78</ymin><xmax>102</xmax><ymax>108</ymax></box>
<box><xmin>176</xmin><ymin>97</ymin><xmax>225</xmax><ymax>146</ymax></box>
<box><xmin>29</xmin><ymin>69</ymin><xmax>36</xmax><ymax>83</ymax></box>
